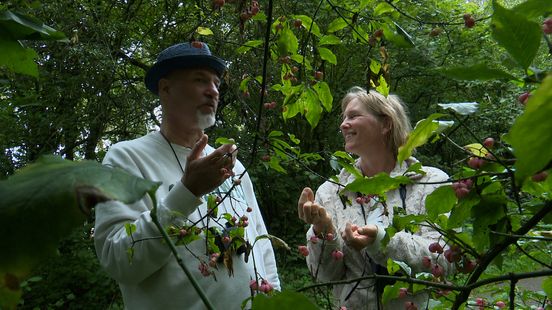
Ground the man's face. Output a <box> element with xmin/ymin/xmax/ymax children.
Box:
<box><xmin>159</xmin><ymin>68</ymin><xmax>221</xmax><ymax>130</ymax></box>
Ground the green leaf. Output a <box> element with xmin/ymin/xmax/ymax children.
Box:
<box><xmin>513</xmin><ymin>0</ymin><xmax>552</xmax><ymax>19</ymax></box>
<box><xmin>505</xmin><ymin>75</ymin><xmax>552</xmax><ymax>181</ymax></box>
<box><xmin>293</xmin><ymin>15</ymin><xmax>321</xmax><ymax>37</ymax></box>
<box><xmin>374</xmin><ymin>2</ymin><xmax>395</xmax><ymax>15</ymax></box>
<box><xmin>425</xmin><ymin>186</ymin><xmax>456</xmax><ymax>221</ymax></box>
<box><xmin>471</xmin><ymin>198</ymin><xmax>507</xmax><ymax>252</ymax></box>
<box><xmin>435</xmin><ymin>63</ymin><xmax>518</xmax><ymax>81</ymax></box>
<box><xmin>0</xmin><ymin>10</ymin><xmax>67</xmax><ymax>41</ymax></box>
<box><xmin>318</xmin><ymin>47</ymin><xmax>337</xmax><ymax>65</ymax></box>
<box><xmin>491</xmin><ymin>1</ymin><xmax>541</xmax><ymax>69</ymax></box>
<box><xmin>313</xmin><ymin>81</ymin><xmax>333</xmax><ymax>112</ymax></box>
<box><xmin>196</xmin><ymin>27</ymin><xmax>213</xmax><ymax>36</ymax></box>
<box><xmin>543</xmin><ymin>277</ymin><xmax>552</xmax><ymax>300</ymax></box>
<box><xmin>397</xmin><ymin>113</ymin><xmax>445</xmax><ymax>163</ymax></box>
<box><xmin>375</xmin><ymin>75</ymin><xmax>389</xmax><ymax>97</ymax></box>
<box><xmin>124</xmin><ymin>223</ymin><xmax>136</xmax><ymax>236</ymax></box>
<box><xmin>438</xmin><ymin>102</ymin><xmax>478</xmax><ymax>116</ymax></box>
<box><xmin>448</xmin><ymin>195</ymin><xmax>480</xmax><ymax>229</ymax></box>
<box><xmin>215</xmin><ymin>137</ymin><xmax>236</xmax><ymax>145</ymax></box>
<box><xmin>236</xmin><ymin>40</ymin><xmax>263</xmax><ymax>54</ymax></box>
<box><xmin>370</xmin><ymin>59</ymin><xmax>381</xmax><ymax>74</ymax></box>
<box><xmin>0</xmin><ymin>155</ymin><xmax>159</xmax><ymax>277</ymax></box>
<box><xmin>252</xmin><ymin>290</ymin><xmax>318</xmax><ymax>310</ymax></box>
<box><xmin>327</xmin><ymin>17</ymin><xmax>348</xmax><ymax>33</ymax></box>
<box><xmin>318</xmin><ymin>34</ymin><xmax>341</xmax><ymax>46</ymax></box>
<box><xmin>0</xmin><ymin>38</ymin><xmax>38</xmax><ymax>76</ymax></box>
<box><xmin>343</xmin><ymin>173</ymin><xmax>411</xmax><ymax>197</ymax></box>
<box><xmin>303</xmin><ymin>88</ymin><xmax>322</xmax><ymax>127</ymax></box>
<box><xmin>277</xmin><ymin>28</ymin><xmax>298</xmax><ymax>56</ymax></box>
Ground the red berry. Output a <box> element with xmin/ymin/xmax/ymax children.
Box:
<box><xmin>496</xmin><ymin>301</ymin><xmax>506</xmax><ymax>309</ymax></box>
<box><xmin>198</xmin><ymin>262</ymin><xmax>211</xmax><ymax>276</ymax></box>
<box><xmin>543</xmin><ymin>18</ymin><xmax>552</xmax><ymax>34</ymax></box>
<box><xmin>531</xmin><ymin>171</ymin><xmax>548</xmax><ymax>182</ymax></box>
<box><xmin>294</xmin><ymin>19</ymin><xmax>302</xmax><ymax>28</ymax></box>
<box><xmin>249</xmin><ymin>279</ymin><xmax>258</xmax><ymax>290</ymax></box>
<box><xmin>309</xmin><ymin>235</ymin><xmax>319</xmax><ymax>244</ymax></box>
<box><xmin>298</xmin><ymin>245</ymin><xmax>309</xmax><ymax>257</ymax></box>
<box><xmin>467</xmin><ymin>157</ymin><xmax>485</xmax><ymax>170</ymax></box>
<box><xmin>476</xmin><ymin>297</ymin><xmax>485</xmax><ymax>306</ymax></box>
<box><xmin>455</xmin><ymin>186</ymin><xmax>470</xmax><ymax>199</ymax></box>
<box><xmin>462</xmin><ymin>259</ymin><xmax>476</xmax><ymax>273</ymax></box>
<box><xmin>463</xmin><ymin>14</ymin><xmax>471</xmax><ymax>20</ymax></box>
<box><xmin>483</xmin><ymin>137</ymin><xmax>495</xmax><ymax>148</ymax></box>
<box><xmin>422</xmin><ymin>256</ymin><xmax>432</xmax><ymax>269</ymax></box>
<box><xmin>261</xmin><ymin>154</ymin><xmax>271</xmax><ymax>162</ymax></box>
<box><xmin>465</xmin><ymin>17</ymin><xmax>475</xmax><ymax>28</ymax></box>
<box><xmin>428</xmin><ymin>242</ymin><xmax>443</xmax><ymax>254</ymax></box>
<box><xmin>250</xmin><ymin>6</ymin><xmax>260</xmax><ymax>15</ymax></box>
<box><xmin>233</xmin><ymin>178</ymin><xmax>242</xmax><ymax>185</ymax></box>
<box><xmin>222</xmin><ymin>236</ymin><xmax>231</xmax><ymax>244</ymax></box>
<box><xmin>191</xmin><ymin>41</ymin><xmax>204</xmax><ymax>48</ymax></box>
<box><xmin>246</xmin><ymin>207</ymin><xmax>253</xmax><ymax>212</ymax></box>
<box><xmin>179</xmin><ymin>229</ymin><xmax>188</xmax><ymax>238</ymax></box>
<box><xmin>518</xmin><ymin>92</ymin><xmax>530</xmax><ymax>105</ymax></box>
<box><xmin>373</xmin><ymin>29</ymin><xmax>384</xmax><ymax>38</ymax></box>
<box><xmin>325</xmin><ymin>232</ymin><xmax>334</xmax><ymax>241</ymax></box>
<box><xmin>331</xmin><ymin>250</ymin><xmax>344</xmax><ymax>260</ymax></box>
<box><xmin>355</xmin><ymin>197</ymin><xmax>364</xmax><ymax>204</ymax></box>
<box><xmin>429</xmin><ymin>28</ymin><xmax>442</xmax><ymax>37</ymax></box>
<box><xmin>398</xmin><ymin>287</ymin><xmax>408</xmax><ymax>298</ymax></box>
<box><xmin>404</xmin><ymin>301</ymin><xmax>418</xmax><ymax>310</ymax></box>
<box><xmin>213</xmin><ymin>0</ymin><xmax>225</xmax><ymax>9</ymax></box>
<box><xmin>259</xmin><ymin>279</ymin><xmax>273</xmax><ymax>293</ymax></box>
<box><xmin>314</xmin><ymin>71</ymin><xmax>324</xmax><ymax>80</ymax></box>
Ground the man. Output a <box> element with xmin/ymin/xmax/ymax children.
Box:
<box><xmin>94</xmin><ymin>42</ymin><xmax>280</xmax><ymax>309</ymax></box>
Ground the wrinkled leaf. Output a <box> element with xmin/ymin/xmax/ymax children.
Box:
<box><xmin>438</xmin><ymin>102</ymin><xmax>478</xmax><ymax>115</ymax></box>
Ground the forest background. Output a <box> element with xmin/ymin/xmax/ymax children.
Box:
<box><xmin>1</xmin><ymin>0</ymin><xmax>551</xmax><ymax>309</ymax></box>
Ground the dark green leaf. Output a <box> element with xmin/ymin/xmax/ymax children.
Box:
<box><xmin>435</xmin><ymin>63</ymin><xmax>518</xmax><ymax>81</ymax></box>
<box><xmin>0</xmin><ymin>10</ymin><xmax>67</xmax><ymax>41</ymax></box>
<box><xmin>0</xmin><ymin>38</ymin><xmax>38</xmax><ymax>76</ymax></box>
<box><xmin>0</xmin><ymin>155</ymin><xmax>159</xmax><ymax>276</ymax></box>
<box><xmin>425</xmin><ymin>186</ymin><xmax>456</xmax><ymax>221</ymax></box>
<box><xmin>505</xmin><ymin>75</ymin><xmax>552</xmax><ymax>181</ymax></box>
<box><xmin>293</xmin><ymin>15</ymin><xmax>321</xmax><ymax>37</ymax></box>
<box><xmin>236</xmin><ymin>40</ymin><xmax>263</xmax><ymax>54</ymax></box>
<box><xmin>319</xmin><ymin>35</ymin><xmax>341</xmax><ymax>46</ymax></box>
<box><xmin>448</xmin><ymin>195</ymin><xmax>480</xmax><ymax>229</ymax></box>
<box><xmin>543</xmin><ymin>277</ymin><xmax>552</xmax><ymax>299</ymax></box>
<box><xmin>491</xmin><ymin>1</ymin><xmax>541</xmax><ymax>69</ymax></box>
<box><xmin>327</xmin><ymin>17</ymin><xmax>348</xmax><ymax>33</ymax></box>
<box><xmin>252</xmin><ymin>290</ymin><xmax>318</xmax><ymax>310</ymax></box>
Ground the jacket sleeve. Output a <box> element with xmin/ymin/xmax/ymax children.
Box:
<box><xmin>362</xmin><ymin>167</ymin><xmax>453</xmax><ymax>275</ymax></box>
<box><xmin>305</xmin><ymin>182</ymin><xmax>346</xmax><ymax>282</ymax></box>
<box><xmin>240</xmin><ymin>169</ymin><xmax>281</xmax><ymax>290</ymax></box>
<box><xmin>94</xmin><ymin>145</ymin><xmax>203</xmax><ymax>285</ymax></box>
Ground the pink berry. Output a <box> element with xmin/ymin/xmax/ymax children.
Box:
<box><xmin>179</xmin><ymin>229</ymin><xmax>188</xmax><ymax>239</ymax></box>
<box><xmin>467</xmin><ymin>157</ymin><xmax>485</xmax><ymax>169</ymax></box>
<box><xmin>355</xmin><ymin>197</ymin><xmax>364</xmax><ymax>204</ymax></box>
<box><xmin>404</xmin><ymin>301</ymin><xmax>418</xmax><ymax>310</ymax></box>
<box><xmin>398</xmin><ymin>287</ymin><xmax>408</xmax><ymax>298</ymax></box>
<box><xmin>249</xmin><ymin>279</ymin><xmax>258</xmax><ymax>290</ymax></box>
<box><xmin>422</xmin><ymin>256</ymin><xmax>432</xmax><ymax>269</ymax></box>
<box><xmin>309</xmin><ymin>235</ymin><xmax>319</xmax><ymax>244</ymax></box>
<box><xmin>543</xmin><ymin>18</ymin><xmax>552</xmax><ymax>34</ymax></box>
<box><xmin>325</xmin><ymin>232</ymin><xmax>334</xmax><ymax>241</ymax></box>
<box><xmin>198</xmin><ymin>262</ymin><xmax>211</xmax><ymax>276</ymax></box>
<box><xmin>260</xmin><ymin>279</ymin><xmax>273</xmax><ymax>293</ymax></box>
<box><xmin>476</xmin><ymin>297</ymin><xmax>485</xmax><ymax>306</ymax></box>
<box><xmin>428</xmin><ymin>242</ymin><xmax>444</xmax><ymax>254</ymax></box>
<box><xmin>246</xmin><ymin>207</ymin><xmax>253</xmax><ymax>212</ymax></box>
<box><xmin>518</xmin><ymin>92</ymin><xmax>530</xmax><ymax>105</ymax></box>
<box><xmin>531</xmin><ymin>171</ymin><xmax>548</xmax><ymax>182</ymax></box>
<box><xmin>431</xmin><ymin>264</ymin><xmax>444</xmax><ymax>277</ymax></box>
<box><xmin>454</xmin><ymin>186</ymin><xmax>470</xmax><ymax>199</ymax></box>
<box><xmin>496</xmin><ymin>301</ymin><xmax>506</xmax><ymax>308</ymax></box>
<box><xmin>463</xmin><ymin>259</ymin><xmax>476</xmax><ymax>273</ymax></box>
<box><xmin>298</xmin><ymin>245</ymin><xmax>309</xmax><ymax>257</ymax></box>
<box><xmin>483</xmin><ymin>137</ymin><xmax>495</xmax><ymax>148</ymax></box>
<box><xmin>222</xmin><ymin>236</ymin><xmax>231</xmax><ymax>245</ymax></box>
<box><xmin>332</xmin><ymin>250</ymin><xmax>344</xmax><ymax>260</ymax></box>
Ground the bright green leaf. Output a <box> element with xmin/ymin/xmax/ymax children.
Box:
<box><xmin>491</xmin><ymin>1</ymin><xmax>541</xmax><ymax>69</ymax></box>
<box><xmin>397</xmin><ymin>114</ymin><xmax>445</xmax><ymax>163</ymax></box>
<box><xmin>318</xmin><ymin>47</ymin><xmax>337</xmax><ymax>65</ymax></box>
<box><xmin>319</xmin><ymin>34</ymin><xmax>341</xmax><ymax>46</ymax></box>
<box><xmin>304</xmin><ymin>88</ymin><xmax>322</xmax><ymax>127</ymax></box>
<box><xmin>376</xmin><ymin>75</ymin><xmax>389</xmax><ymax>97</ymax></box>
<box><xmin>505</xmin><ymin>75</ymin><xmax>552</xmax><ymax>181</ymax></box>
<box><xmin>370</xmin><ymin>59</ymin><xmax>381</xmax><ymax>75</ymax></box>
<box><xmin>374</xmin><ymin>2</ymin><xmax>395</xmax><ymax>15</ymax></box>
<box><xmin>313</xmin><ymin>81</ymin><xmax>333</xmax><ymax>112</ymax></box>
<box><xmin>513</xmin><ymin>0</ymin><xmax>552</xmax><ymax>20</ymax></box>
<box><xmin>196</xmin><ymin>27</ymin><xmax>213</xmax><ymax>36</ymax></box>
<box><xmin>277</xmin><ymin>28</ymin><xmax>298</xmax><ymax>56</ymax></box>
<box><xmin>215</xmin><ymin>137</ymin><xmax>236</xmax><ymax>145</ymax></box>
<box><xmin>343</xmin><ymin>173</ymin><xmax>412</xmax><ymax>197</ymax></box>
<box><xmin>543</xmin><ymin>277</ymin><xmax>552</xmax><ymax>299</ymax></box>
<box><xmin>327</xmin><ymin>17</ymin><xmax>348</xmax><ymax>33</ymax></box>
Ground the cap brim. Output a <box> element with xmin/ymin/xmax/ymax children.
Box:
<box><xmin>145</xmin><ymin>55</ymin><xmax>227</xmax><ymax>95</ymax></box>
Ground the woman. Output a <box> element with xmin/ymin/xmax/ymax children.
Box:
<box><xmin>298</xmin><ymin>87</ymin><xmax>450</xmax><ymax>309</ymax></box>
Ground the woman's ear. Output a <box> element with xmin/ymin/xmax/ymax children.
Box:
<box><xmin>381</xmin><ymin>115</ymin><xmax>392</xmax><ymax>135</ymax></box>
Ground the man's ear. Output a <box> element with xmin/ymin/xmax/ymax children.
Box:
<box><xmin>158</xmin><ymin>78</ymin><xmax>171</xmax><ymax>98</ymax></box>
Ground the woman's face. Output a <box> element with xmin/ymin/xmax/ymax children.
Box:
<box><xmin>340</xmin><ymin>98</ymin><xmax>387</xmax><ymax>156</ymax></box>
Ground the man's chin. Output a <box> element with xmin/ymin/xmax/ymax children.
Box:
<box><xmin>197</xmin><ymin>112</ymin><xmax>216</xmax><ymax>130</ymax></box>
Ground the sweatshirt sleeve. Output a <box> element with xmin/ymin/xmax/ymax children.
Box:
<box><xmin>94</xmin><ymin>144</ymin><xmax>202</xmax><ymax>285</ymax></box>
<box><xmin>305</xmin><ymin>183</ymin><xmax>346</xmax><ymax>282</ymax></box>
<box><xmin>361</xmin><ymin>167</ymin><xmax>453</xmax><ymax>275</ymax></box>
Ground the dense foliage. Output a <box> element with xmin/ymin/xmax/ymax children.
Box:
<box><xmin>1</xmin><ymin>0</ymin><xmax>551</xmax><ymax>309</ymax></box>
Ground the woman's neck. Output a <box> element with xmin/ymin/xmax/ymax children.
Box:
<box><xmin>358</xmin><ymin>151</ymin><xmax>396</xmax><ymax>177</ymax></box>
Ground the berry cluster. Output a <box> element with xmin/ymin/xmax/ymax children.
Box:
<box><xmin>249</xmin><ymin>278</ymin><xmax>274</xmax><ymax>293</ymax></box>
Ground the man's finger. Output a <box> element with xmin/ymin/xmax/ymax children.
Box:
<box><xmin>188</xmin><ymin>134</ymin><xmax>208</xmax><ymax>161</ymax></box>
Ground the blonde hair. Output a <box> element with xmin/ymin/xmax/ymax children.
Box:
<box><xmin>341</xmin><ymin>86</ymin><xmax>412</xmax><ymax>156</ymax></box>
